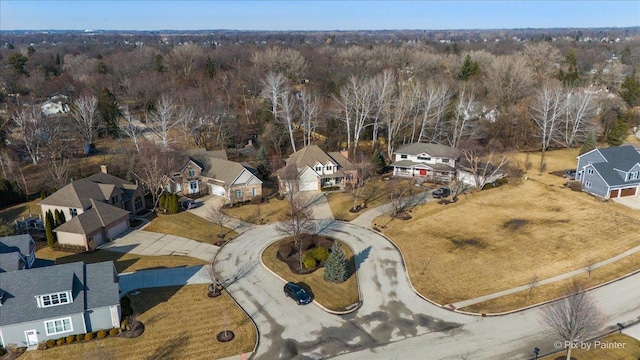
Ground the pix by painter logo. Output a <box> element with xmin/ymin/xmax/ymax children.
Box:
<box><xmin>553</xmin><ymin>340</ymin><xmax>626</xmax><ymax>351</ymax></box>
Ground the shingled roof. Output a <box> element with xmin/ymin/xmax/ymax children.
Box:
<box><xmin>395</xmin><ymin>143</ymin><xmax>461</xmax><ymax>159</ymax></box>
<box><xmin>54</xmin><ymin>200</ymin><xmax>129</xmax><ymax>235</ymax></box>
<box><xmin>186</xmin><ymin>149</ymin><xmax>258</xmax><ymax>185</ymax></box>
<box><xmin>0</xmin><ymin>261</ymin><xmax>119</xmax><ymax>327</ymax></box>
<box><xmin>286</xmin><ymin>145</ymin><xmax>355</xmax><ymax>170</ymax></box>
<box><xmin>0</xmin><ymin>235</ymin><xmax>34</xmax><ymax>272</ymax></box>
<box><xmin>597</xmin><ymin>145</ymin><xmax>640</xmax><ymax>172</ymax></box>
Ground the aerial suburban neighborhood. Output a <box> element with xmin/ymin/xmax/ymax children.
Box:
<box><xmin>0</xmin><ymin>1</ymin><xmax>639</xmax><ymax>360</ymax></box>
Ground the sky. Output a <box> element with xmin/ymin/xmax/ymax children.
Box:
<box><xmin>1</xmin><ymin>1</ymin><xmax>638</xmax><ymax>31</ymax></box>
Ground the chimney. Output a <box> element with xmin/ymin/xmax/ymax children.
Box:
<box><xmin>100</xmin><ymin>165</ymin><xmax>108</xmax><ymax>174</ymax></box>
<box><xmin>340</xmin><ymin>149</ymin><xmax>349</xmax><ymax>159</ymax></box>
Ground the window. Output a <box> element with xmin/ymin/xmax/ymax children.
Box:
<box><xmin>38</xmin><ymin>291</ymin><xmax>71</xmax><ymax>308</ymax></box>
<box><xmin>585</xmin><ymin>181</ymin><xmax>592</xmax><ymax>188</ymax></box>
<box><xmin>630</xmin><ymin>172</ymin><xmax>639</xmax><ymax>180</ymax></box>
<box><xmin>400</xmin><ymin>154</ymin><xmax>408</xmax><ymax>159</ymax></box>
<box><xmin>69</xmin><ymin>208</ymin><xmax>77</xmax><ymax>217</ymax></box>
<box><xmin>188</xmin><ymin>169</ymin><xmax>195</xmax><ymax>177</ymax></box>
<box><xmin>326</xmin><ymin>166</ymin><xmax>332</xmax><ymax>171</ymax></box>
<box><xmin>189</xmin><ymin>181</ymin><xmax>198</xmax><ymax>190</ymax></box>
<box><xmin>135</xmin><ymin>197</ymin><xmax>143</xmax><ymax>210</ymax></box>
<box><xmin>111</xmin><ymin>195</ymin><xmax>118</xmax><ymax>204</ymax></box>
<box><xmin>44</xmin><ymin>317</ymin><xmax>73</xmax><ymax>336</ymax></box>
<box><xmin>235</xmin><ymin>190</ymin><xmax>242</xmax><ymax>199</ymax></box>
<box><xmin>587</xmin><ymin>168</ymin><xmax>594</xmax><ymax>175</ymax></box>
<box><xmin>252</xmin><ymin>188</ymin><xmax>257</xmax><ymax>197</ymax></box>
<box><xmin>315</xmin><ymin>166</ymin><xmax>322</xmax><ymax>172</ymax></box>
<box><xmin>442</xmin><ymin>158</ymin><xmax>449</xmax><ymax>163</ymax></box>
<box><xmin>417</xmin><ymin>156</ymin><xmax>431</xmax><ymax>161</ymax></box>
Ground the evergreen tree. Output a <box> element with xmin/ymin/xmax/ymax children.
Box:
<box><xmin>54</xmin><ymin>209</ymin><xmax>62</xmax><ymax>228</ymax></box>
<box><xmin>158</xmin><ymin>193</ymin><xmax>167</xmax><ymax>210</ymax></box>
<box><xmin>40</xmin><ymin>188</ymin><xmax>47</xmax><ymax>199</ymax></box>
<box><xmin>205</xmin><ymin>56</ymin><xmax>216</xmax><ymax>78</ymax></box>
<box><xmin>45</xmin><ymin>210</ymin><xmax>56</xmax><ymax>248</ymax></box>
<box><xmin>457</xmin><ymin>55</ymin><xmax>480</xmax><ymax>81</ymax></box>
<box><xmin>153</xmin><ymin>54</ymin><xmax>165</xmax><ymax>73</ymax></box>
<box><xmin>323</xmin><ymin>241</ymin><xmax>348</xmax><ymax>283</ymax></box>
<box><xmin>55</xmin><ymin>53</ymin><xmax>61</xmax><ymax>66</ymax></box>
<box><xmin>255</xmin><ymin>145</ymin><xmax>271</xmax><ymax>178</ymax></box>
<box><xmin>7</xmin><ymin>53</ymin><xmax>28</xmax><ymax>74</ymax></box>
<box><xmin>557</xmin><ymin>49</ymin><xmax>580</xmax><ymax>87</ymax></box>
<box><xmin>620</xmin><ymin>72</ymin><xmax>640</xmax><ymax>107</ymax></box>
<box><xmin>97</xmin><ymin>88</ymin><xmax>119</xmax><ymax>137</ymax></box>
<box><xmin>370</xmin><ymin>151</ymin><xmax>386</xmax><ymax>174</ymax></box>
<box><xmin>580</xmin><ymin>131</ymin><xmax>596</xmax><ymax>155</ymax></box>
<box><xmin>96</xmin><ymin>61</ymin><xmax>107</xmax><ymax>74</ymax></box>
<box><xmin>168</xmin><ymin>193</ymin><xmax>180</xmax><ymax>214</ymax></box>
<box><xmin>607</xmin><ymin>111</ymin><xmax>630</xmax><ymax>146</ymax></box>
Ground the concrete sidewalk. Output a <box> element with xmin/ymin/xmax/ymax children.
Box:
<box><xmin>187</xmin><ymin>195</ymin><xmax>255</xmax><ymax>233</ymax></box>
<box><xmin>101</xmin><ymin>230</ymin><xmax>219</xmax><ymax>262</ymax></box>
<box><xmin>119</xmin><ymin>265</ymin><xmax>210</xmax><ymax>295</ymax></box>
<box><xmin>450</xmin><ymin>244</ymin><xmax>640</xmax><ymax>310</ymax></box>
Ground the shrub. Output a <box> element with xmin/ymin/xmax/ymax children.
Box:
<box><xmin>76</xmin><ymin>334</ymin><xmax>85</xmax><ymax>342</ymax></box>
<box><xmin>66</xmin><ymin>335</ymin><xmax>75</xmax><ymax>343</ymax></box>
<box><xmin>321</xmin><ymin>186</ymin><xmax>340</xmax><ymax>191</ymax></box>
<box><xmin>301</xmin><ymin>252</ymin><xmax>317</xmax><ymax>269</ymax></box>
<box><xmin>84</xmin><ymin>332</ymin><xmax>94</xmax><ymax>341</ymax></box>
<box><xmin>569</xmin><ymin>181</ymin><xmax>582</xmax><ymax>192</ymax></box>
<box><xmin>308</xmin><ymin>247</ymin><xmax>330</xmax><ymax>262</ymax></box>
<box><xmin>37</xmin><ymin>341</ymin><xmax>48</xmax><ymax>350</ymax></box>
<box><xmin>120</xmin><ymin>296</ymin><xmax>131</xmax><ymax>307</ymax></box>
<box><xmin>109</xmin><ymin>328</ymin><xmax>120</xmax><ymax>337</ymax></box>
<box><xmin>482</xmin><ymin>183</ymin><xmax>494</xmax><ymax>190</ymax></box>
<box><xmin>56</xmin><ymin>338</ymin><xmax>65</xmax><ymax>346</ymax></box>
<box><xmin>46</xmin><ymin>339</ymin><xmax>56</xmax><ymax>348</ymax></box>
<box><xmin>121</xmin><ymin>318</ymin><xmax>130</xmax><ymax>330</ymax></box>
<box><xmin>496</xmin><ymin>177</ymin><xmax>508</xmax><ymax>186</ymax></box>
<box><xmin>97</xmin><ymin>330</ymin><xmax>108</xmax><ymax>339</ymax></box>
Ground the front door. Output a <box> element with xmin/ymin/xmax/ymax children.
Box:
<box><xmin>419</xmin><ymin>169</ymin><xmax>427</xmax><ymax>176</ymax></box>
<box><xmin>25</xmin><ymin>329</ymin><xmax>38</xmax><ymax>346</ymax></box>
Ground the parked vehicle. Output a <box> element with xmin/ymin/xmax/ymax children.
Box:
<box><xmin>179</xmin><ymin>198</ymin><xmax>197</xmax><ymax>210</ymax></box>
<box><xmin>284</xmin><ymin>282</ymin><xmax>312</xmax><ymax>305</ymax></box>
<box><xmin>432</xmin><ymin>187</ymin><xmax>451</xmax><ymax>198</ymax></box>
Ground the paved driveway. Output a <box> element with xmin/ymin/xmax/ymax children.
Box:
<box><xmin>187</xmin><ymin>195</ymin><xmax>255</xmax><ymax>233</ymax></box>
<box><xmin>101</xmin><ymin>230</ymin><xmax>219</xmax><ymax>262</ymax></box>
<box><xmin>613</xmin><ymin>196</ymin><xmax>640</xmax><ymax>210</ymax></box>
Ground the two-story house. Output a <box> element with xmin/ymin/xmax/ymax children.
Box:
<box><xmin>166</xmin><ymin>149</ymin><xmax>263</xmax><ymax>203</ymax></box>
<box><xmin>576</xmin><ymin>145</ymin><xmax>640</xmax><ymax>199</ymax></box>
<box><xmin>277</xmin><ymin>145</ymin><xmax>357</xmax><ymax>193</ymax></box>
<box><xmin>0</xmin><ymin>261</ymin><xmax>120</xmax><ymax>348</ymax></box>
<box><xmin>391</xmin><ymin>143</ymin><xmax>461</xmax><ymax>183</ymax></box>
<box><xmin>0</xmin><ymin>235</ymin><xmax>36</xmax><ymax>273</ymax></box>
<box><xmin>39</xmin><ymin>166</ymin><xmax>145</xmax><ymax>250</ymax></box>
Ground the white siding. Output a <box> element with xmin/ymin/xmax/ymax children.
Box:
<box><xmin>56</xmin><ymin>232</ymin><xmax>86</xmax><ymax>248</ymax></box>
<box><xmin>299</xmin><ymin>167</ymin><xmax>319</xmax><ymax>191</ymax></box>
<box><xmin>107</xmin><ymin>218</ymin><xmax>129</xmax><ymax>239</ymax></box>
<box><xmin>40</xmin><ymin>205</ymin><xmax>84</xmax><ymax>224</ymax></box>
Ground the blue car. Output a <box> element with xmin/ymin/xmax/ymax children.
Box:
<box><xmin>284</xmin><ymin>282</ymin><xmax>312</xmax><ymax>305</ymax></box>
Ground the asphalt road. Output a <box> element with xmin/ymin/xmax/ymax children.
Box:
<box><xmin>216</xmin><ymin>219</ymin><xmax>640</xmax><ymax>360</ymax></box>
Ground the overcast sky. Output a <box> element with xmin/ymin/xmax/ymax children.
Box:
<box><xmin>1</xmin><ymin>1</ymin><xmax>638</xmax><ymax>31</ymax></box>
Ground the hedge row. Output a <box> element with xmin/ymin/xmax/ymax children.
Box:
<box><xmin>39</xmin><ymin>328</ymin><xmax>120</xmax><ymax>350</ymax></box>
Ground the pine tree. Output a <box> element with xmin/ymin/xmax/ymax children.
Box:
<box><xmin>168</xmin><ymin>193</ymin><xmax>180</xmax><ymax>214</ymax></box>
<box><xmin>620</xmin><ymin>72</ymin><xmax>640</xmax><ymax>107</ymax></box>
<box><xmin>370</xmin><ymin>151</ymin><xmax>386</xmax><ymax>174</ymax></box>
<box><xmin>607</xmin><ymin>111</ymin><xmax>630</xmax><ymax>147</ymax></box>
<box><xmin>97</xmin><ymin>88</ymin><xmax>119</xmax><ymax>137</ymax></box>
<box><xmin>323</xmin><ymin>241</ymin><xmax>348</xmax><ymax>283</ymax></box>
<box><xmin>205</xmin><ymin>56</ymin><xmax>216</xmax><ymax>78</ymax></box>
<box><xmin>54</xmin><ymin>209</ymin><xmax>62</xmax><ymax>228</ymax></box>
<box><xmin>580</xmin><ymin>131</ymin><xmax>596</xmax><ymax>155</ymax></box>
<box><xmin>45</xmin><ymin>210</ymin><xmax>55</xmax><ymax>248</ymax></box>
<box><xmin>255</xmin><ymin>146</ymin><xmax>271</xmax><ymax>178</ymax></box>
<box><xmin>457</xmin><ymin>55</ymin><xmax>480</xmax><ymax>81</ymax></box>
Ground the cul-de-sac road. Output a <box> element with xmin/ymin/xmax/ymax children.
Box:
<box><xmin>216</xmin><ymin>220</ymin><xmax>640</xmax><ymax>360</ymax></box>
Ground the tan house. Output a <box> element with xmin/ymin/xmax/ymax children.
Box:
<box><xmin>39</xmin><ymin>166</ymin><xmax>145</xmax><ymax>250</ymax></box>
<box><xmin>166</xmin><ymin>149</ymin><xmax>262</xmax><ymax>203</ymax></box>
<box><xmin>277</xmin><ymin>145</ymin><xmax>357</xmax><ymax>193</ymax></box>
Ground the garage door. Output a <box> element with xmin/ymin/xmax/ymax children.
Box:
<box><xmin>610</xmin><ymin>189</ymin><xmax>619</xmax><ymax>198</ymax></box>
<box><xmin>620</xmin><ymin>188</ymin><xmax>637</xmax><ymax>197</ymax></box>
<box><xmin>299</xmin><ymin>181</ymin><xmax>318</xmax><ymax>191</ymax></box>
<box><xmin>210</xmin><ymin>184</ymin><xmax>226</xmax><ymax>196</ymax></box>
<box><xmin>107</xmin><ymin>219</ymin><xmax>129</xmax><ymax>239</ymax></box>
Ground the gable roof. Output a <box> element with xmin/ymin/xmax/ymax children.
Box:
<box><xmin>597</xmin><ymin>145</ymin><xmax>640</xmax><ymax>171</ymax></box>
<box><xmin>395</xmin><ymin>143</ymin><xmax>461</xmax><ymax>159</ymax></box>
<box><xmin>0</xmin><ymin>235</ymin><xmax>34</xmax><ymax>257</ymax></box>
<box><xmin>39</xmin><ymin>172</ymin><xmax>138</xmax><ymax>209</ymax></box>
<box><xmin>0</xmin><ymin>261</ymin><xmax>119</xmax><ymax>326</ymax></box>
<box><xmin>54</xmin><ymin>200</ymin><xmax>129</xmax><ymax>235</ymax></box>
<box><xmin>185</xmin><ymin>150</ymin><xmax>259</xmax><ymax>186</ymax></box>
<box><xmin>286</xmin><ymin>145</ymin><xmax>355</xmax><ymax>170</ymax></box>
<box><xmin>0</xmin><ymin>252</ymin><xmax>23</xmax><ymax>273</ymax></box>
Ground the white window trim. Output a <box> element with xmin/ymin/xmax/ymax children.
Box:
<box><xmin>37</xmin><ymin>291</ymin><xmax>72</xmax><ymax>308</ymax></box>
<box><xmin>44</xmin><ymin>317</ymin><xmax>73</xmax><ymax>336</ymax></box>
<box><xmin>585</xmin><ymin>181</ymin><xmax>592</xmax><ymax>188</ymax></box>
<box><xmin>587</xmin><ymin>168</ymin><xmax>594</xmax><ymax>175</ymax></box>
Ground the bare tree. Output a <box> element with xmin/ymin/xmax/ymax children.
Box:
<box><xmin>388</xmin><ymin>178</ymin><xmax>409</xmax><ymax>217</ymax></box>
<box><xmin>279</xmin><ymin>91</ymin><xmax>298</xmax><ymax>153</ymax></box>
<box><xmin>251</xmin><ymin>46</ymin><xmax>307</xmax><ymax>82</ymax></box>
<box><xmin>540</xmin><ymin>281</ymin><xmax>605</xmax><ymax>360</ymax></box>
<box><xmin>47</xmin><ymin>155</ymin><xmax>70</xmax><ymax>189</ymax></box>
<box><xmin>167</xmin><ymin>43</ymin><xmax>203</xmax><ymax>81</ymax></box>
<box><xmin>145</xmin><ymin>95</ymin><xmax>183</xmax><ymax>151</ymax></box>
<box><xmin>333</xmin><ymin>75</ymin><xmax>375</xmax><ymax>156</ymax></box>
<box><xmin>131</xmin><ymin>144</ymin><xmax>179</xmax><ymax>209</ymax></box>
<box><xmin>207</xmin><ymin>203</ymin><xmax>228</xmax><ymax>240</ymax></box>
<box><xmin>261</xmin><ymin>72</ymin><xmax>289</xmax><ymax>145</ymax></box>
<box><xmin>10</xmin><ymin>106</ymin><xmax>44</xmax><ymax>165</ymax></box>
<box><xmin>486</xmin><ymin>54</ymin><xmax>533</xmax><ymax>111</ymax></box>
<box><xmin>298</xmin><ymin>89</ymin><xmax>320</xmax><ymax>147</ymax></box>
<box><xmin>460</xmin><ymin>147</ymin><xmax>510</xmax><ymax>190</ymax></box>
<box><xmin>560</xmin><ymin>90</ymin><xmax>597</xmax><ymax>148</ymax></box>
<box><xmin>417</xmin><ymin>81</ymin><xmax>451</xmax><ymax>143</ymax></box>
<box><xmin>448</xmin><ymin>86</ymin><xmax>477</xmax><ymax>148</ymax></box>
<box><xmin>528</xmin><ymin>275</ymin><xmax>538</xmax><ymax>299</ymax></box>
<box><xmin>120</xmin><ymin>107</ymin><xmax>144</xmax><ymax>153</ymax></box>
<box><xmin>522</xmin><ymin>42</ymin><xmax>562</xmax><ymax>85</ymax></box>
<box><xmin>275</xmin><ymin>195</ymin><xmax>315</xmax><ymax>269</ymax></box>
<box><xmin>448</xmin><ymin>177</ymin><xmax>471</xmax><ymax>202</ymax></box>
<box><xmin>70</xmin><ymin>95</ymin><xmax>98</xmax><ymax>146</ymax></box>
<box><xmin>370</xmin><ymin>69</ymin><xmax>396</xmax><ymax>150</ymax></box>
<box><xmin>384</xmin><ymin>81</ymin><xmax>413</xmax><ymax>158</ymax></box>
<box><xmin>530</xmin><ymin>82</ymin><xmax>565</xmax><ymax>174</ymax></box>
<box><xmin>351</xmin><ymin>152</ymin><xmax>373</xmax><ymax>211</ymax></box>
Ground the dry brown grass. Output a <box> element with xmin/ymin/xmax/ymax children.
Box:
<box><xmin>36</xmin><ymin>247</ymin><xmax>207</xmax><ymax>274</ymax></box>
<box><xmin>541</xmin><ymin>333</ymin><xmax>640</xmax><ymax>360</ymax></box>
<box><xmin>222</xmin><ymin>197</ymin><xmax>290</xmax><ymax>225</ymax></box>
<box><xmin>327</xmin><ymin>177</ymin><xmax>422</xmax><ymax>221</ymax></box>
<box><xmin>0</xmin><ymin>199</ymin><xmax>41</xmax><ymax>223</ymax></box>
<box><xmin>461</xmin><ymin>251</ymin><xmax>640</xmax><ymax>314</ymax></box>
<box><xmin>262</xmin><ymin>240</ymin><xmax>360</xmax><ymax>311</ymax></box>
<box><xmin>376</xmin><ymin>152</ymin><xmax>640</xmax><ymax>307</ymax></box>
<box><xmin>20</xmin><ymin>285</ymin><xmax>256</xmax><ymax>360</ymax></box>
<box><xmin>145</xmin><ymin>211</ymin><xmax>238</xmax><ymax>244</ymax></box>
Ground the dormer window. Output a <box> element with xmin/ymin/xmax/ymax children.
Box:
<box><xmin>188</xmin><ymin>169</ymin><xmax>196</xmax><ymax>177</ymax></box>
<box><xmin>69</xmin><ymin>208</ymin><xmax>78</xmax><ymax>217</ymax></box>
<box><xmin>326</xmin><ymin>165</ymin><xmax>332</xmax><ymax>171</ymax></box>
<box><xmin>111</xmin><ymin>195</ymin><xmax>118</xmax><ymax>204</ymax></box>
<box><xmin>400</xmin><ymin>155</ymin><xmax>408</xmax><ymax>159</ymax></box>
<box><xmin>417</xmin><ymin>156</ymin><xmax>431</xmax><ymax>161</ymax></box>
<box><xmin>315</xmin><ymin>166</ymin><xmax>322</xmax><ymax>172</ymax></box>
<box><xmin>37</xmin><ymin>291</ymin><xmax>72</xmax><ymax>308</ymax></box>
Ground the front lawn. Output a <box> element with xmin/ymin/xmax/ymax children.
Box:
<box><xmin>0</xmin><ymin>199</ymin><xmax>41</xmax><ymax>223</ymax></box>
<box><xmin>20</xmin><ymin>285</ymin><xmax>256</xmax><ymax>360</ymax></box>
<box><xmin>36</xmin><ymin>247</ymin><xmax>207</xmax><ymax>273</ymax></box>
<box><xmin>222</xmin><ymin>197</ymin><xmax>290</xmax><ymax>225</ymax></box>
<box><xmin>375</xmin><ymin>166</ymin><xmax>640</xmax><ymax>310</ymax></box>
<box><xmin>145</xmin><ymin>211</ymin><xmax>238</xmax><ymax>244</ymax></box>
<box><xmin>262</xmin><ymin>239</ymin><xmax>360</xmax><ymax>312</ymax></box>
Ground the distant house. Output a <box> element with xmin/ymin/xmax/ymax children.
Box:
<box><xmin>41</xmin><ymin>94</ymin><xmax>70</xmax><ymax>116</ymax></box>
<box><xmin>166</xmin><ymin>149</ymin><xmax>262</xmax><ymax>203</ymax></box>
<box><xmin>0</xmin><ymin>235</ymin><xmax>36</xmax><ymax>273</ymax></box>
<box><xmin>0</xmin><ymin>261</ymin><xmax>120</xmax><ymax>348</ymax></box>
<box><xmin>276</xmin><ymin>145</ymin><xmax>357</xmax><ymax>192</ymax></box>
<box><xmin>576</xmin><ymin>145</ymin><xmax>640</xmax><ymax>199</ymax></box>
<box><xmin>391</xmin><ymin>143</ymin><xmax>461</xmax><ymax>183</ymax></box>
<box><xmin>39</xmin><ymin>166</ymin><xmax>145</xmax><ymax>250</ymax></box>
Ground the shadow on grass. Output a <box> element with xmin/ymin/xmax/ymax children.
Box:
<box><xmin>0</xmin><ymin>205</ymin><xmax>28</xmax><ymax>223</ymax></box>
<box><xmin>128</xmin><ymin>285</ymin><xmax>184</xmax><ymax>317</ymax></box>
<box><xmin>144</xmin><ymin>333</ymin><xmax>190</xmax><ymax>360</ymax></box>
<box><xmin>55</xmin><ymin>248</ymin><xmax>138</xmax><ymax>273</ymax></box>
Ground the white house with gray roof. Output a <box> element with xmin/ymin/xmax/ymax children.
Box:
<box><xmin>576</xmin><ymin>145</ymin><xmax>640</xmax><ymax>199</ymax></box>
<box><xmin>0</xmin><ymin>235</ymin><xmax>36</xmax><ymax>273</ymax></box>
<box><xmin>0</xmin><ymin>261</ymin><xmax>120</xmax><ymax>348</ymax></box>
<box><xmin>391</xmin><ymin>143</ymin><xmax>461</xmax><ymax>183</ymax></box>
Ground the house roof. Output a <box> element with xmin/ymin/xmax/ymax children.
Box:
<box><xmin>0</xmin><ymin>261</ymin><xmax>119</xmax><ymax>326</ymax></box>
<box><xmin>390</xmin><ymin>160</ymin><xmax>455</xmax><ymax>172</ymax></box>
<box><xmin>591</xmin><ymin>163</ymin><xmax>640</xmax><ymax>187</ymax></box>
<box><xmin>284</xmin><ymin>145</ymin><xmax>356</xmax><ymax>172</ymax></box>
<box><xmin>598</xmin><ymin>145</ymin><xmax>640</xmax><ymax>171</ymax></box>
<box><xmin>186</xmin><ymin>150</ymin><xmax>259</xmax><ymax>186</ymax></box>
<box><xmin>54</xmin><ymin>200</ymin><xmax>130</xmax><ymax>235</ymax></box>
<box><xmin>395</xmin><ymin>143</ymin><xmax>461</xmax><ymax>159</ymax></box>
<box><xmin>0</xmin><ymin>235</ymin><xmax>34</xmax><ymax>257</ymax></box>
<box><xmin>0</xmin><ymin>252</ymin><xmax>23</xmax><ymax>273</ymax></box>
<box><xmin>86</xmin><ymin>172</ymin><xmax>138</xmax><ymax>202</ymax></box>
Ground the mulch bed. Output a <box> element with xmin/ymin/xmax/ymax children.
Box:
<box><xmin>120</xmin><ymin>322</ymin><xmax>145</xmax><ymax>338</ymax></box>
<box><xmin>276</xmin><ymin>235</ymin><xmax>335</xmax><ymax>274</ymax></box>
<box><xmin>216</xmin><ymin>331</ymin><xmax>235</xmax><ymax>342</ymax></box>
